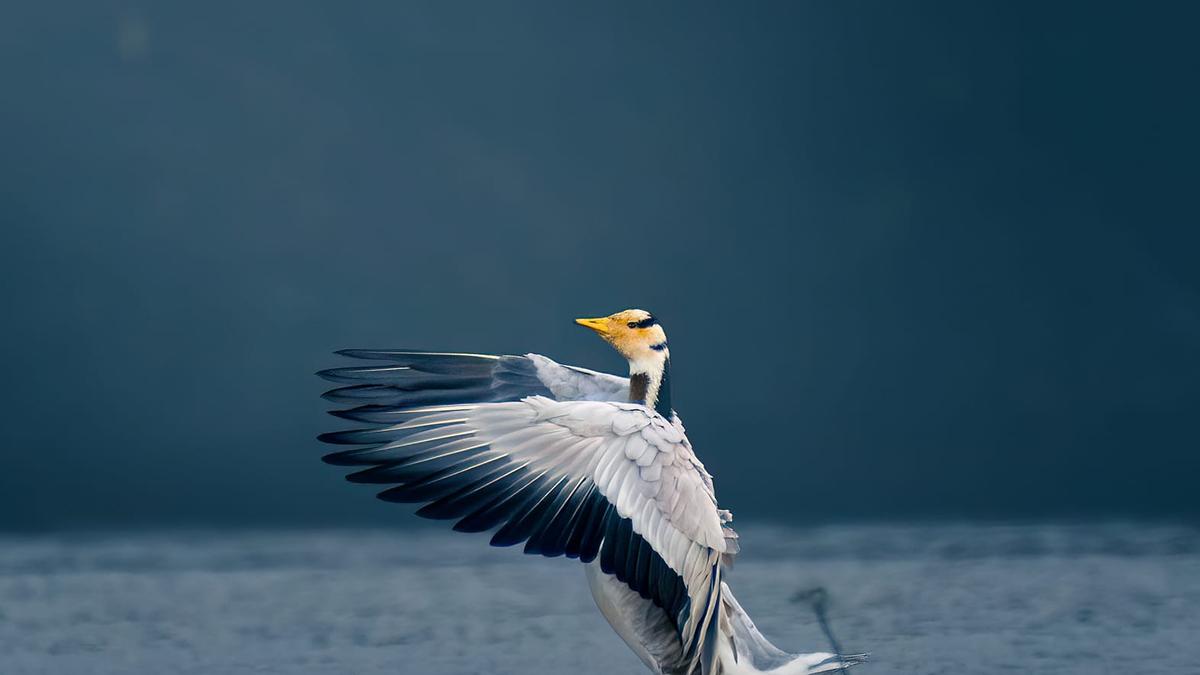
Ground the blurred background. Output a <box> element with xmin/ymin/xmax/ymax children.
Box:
<box><xmin>1</xmin><ymin>2</ymin><xmax>1198</xmax><ymax>674</ymax></box>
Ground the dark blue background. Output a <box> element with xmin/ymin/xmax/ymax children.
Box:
<box><xmin>2</xmin><ymin>2</ymin><xmax>1197</xmax><ymax>529</ymax></box>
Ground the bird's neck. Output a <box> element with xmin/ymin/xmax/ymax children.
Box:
<box><xmin>629</xmin><ymin>353</ymin><xmax>672</xmax><ymax>419</ymax></box>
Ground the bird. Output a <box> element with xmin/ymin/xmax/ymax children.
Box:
<box><xmin>317</xmin><ymin>308</ymin><xmax>867</xmax><ymax>675</ymax></box>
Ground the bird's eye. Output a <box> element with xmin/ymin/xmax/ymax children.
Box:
<box><xmin>627</xmin><ymin>322</ymin><xmax>638</xmax><ymax>328</ymax></box>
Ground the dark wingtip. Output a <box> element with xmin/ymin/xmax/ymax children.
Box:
<box><xmin>326</xmin><ymin>405</ymin><xmax>401</xmax><ymax>422</ymax></box>
<box><xmin>322</xmin><ymin>451</ymin><xmax>364</xmax><ymax>466</ymax></box>
<box><xmin>335</xmin><ymin>348</ymin><xmax>421</xmax><ymax>360</ymax></box>
<box><xmin>414</xmin><ymin>502</ymin><xmax>461</xmax><ymax>521</ymax></box>
<box><xmin>376</xmin><ymin>486</ymin><xmax>423</xmax><ymax>503</ymax></box>
<box><xmin>452</xmin><ymin>519</ymin><xmax>491</xmax><ymax>534</ymax></box>
<box><xmin>489</xmin><ymin>531</ymin><xmax>525</xmax><ymax>548</ymax></box>
<box><xmin>316</xmin><ymin>430</ymin><xmax>361</xmax><ymax>445</ymax></box>
<box><xmin>345</xmin><ymin>468</ymin><xmax>384</xmax><ymax>484</ymax></box>
<box><xmin>320</xmin><ymin>385</ymin><xmax>389</xmax><ymax>402</ymax></box>
<box><xmin>335</xmin><ymin>348</ymin><xmax>399</xmax><ymax>361</ymax></box>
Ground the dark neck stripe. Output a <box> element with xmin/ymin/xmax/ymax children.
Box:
<box><xmin>628</xmin><ymin>360</ymin><xmax>673</xmax><ymax>419</ymax></box>
<box><xmin>655</xmin><ymin>358</ymin><xmax>672</xmax><ymax>418</ymax></box>
<box><xmin>629</xmin><ymin>373</ymin><xmax>650</xmax><ymax>407</ymax></box>
<box><xmin>649</xmin><ymin>341</ymin><xmax>668</xmax><ymax>351</ymax></box>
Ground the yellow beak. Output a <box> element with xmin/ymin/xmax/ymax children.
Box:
<box><xmin>574</xmin><ymin>317</ymin><xmax>610</xmax><ymax>335</ymax></box>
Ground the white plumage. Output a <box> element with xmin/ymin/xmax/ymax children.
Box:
<box><xmin>318</xmin><ymin>310</ymin><xmax>866</xmax><ymax>675</ymax></box>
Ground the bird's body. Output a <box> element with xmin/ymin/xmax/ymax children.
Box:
<box><xmin>318</xmin><ymin>310</ymin><xmax>866</xmax><ymax>674</ymax></box>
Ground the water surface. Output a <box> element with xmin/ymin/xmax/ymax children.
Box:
<box><xmin>1</xmin><ymin>523</ymin><xmax>1196</xmax><ymax>674</ymax></box>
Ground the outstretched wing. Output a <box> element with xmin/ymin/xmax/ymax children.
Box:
<box><xmin>319</xmin><ymin>392</ymin><xmax>730</xmax><ymax>671</ymax></box>
<box><xmin>319</xmin><ymin>351</ymin><xmax>628</xmax><ymax>422</ymax></box>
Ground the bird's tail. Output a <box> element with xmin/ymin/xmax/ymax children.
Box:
<box><xmin>712</xmin><ymin>582</ymin><xmax>868</xmax><ymax>675</ymax></box>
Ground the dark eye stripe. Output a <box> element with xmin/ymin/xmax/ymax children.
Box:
<box><xmin>629</xmin><ymin>316</ymin><xmax>657</xmax><ymax>329</ymax></box>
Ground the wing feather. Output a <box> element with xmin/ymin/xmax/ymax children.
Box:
<box><xmin>319</xmin><ymin>392</ymin><xmax>729</xmax><ymax>665</ymax></box>
<box><xmin>319</xmin><ymin>351</ymin><xmax>629</xmax><ymax>419</ymax></box>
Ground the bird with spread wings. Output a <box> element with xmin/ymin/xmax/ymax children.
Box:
<box><xmin>318</xmin><ymin>309</ymin><xmax>866</xmax><ymax>675</ymax></box>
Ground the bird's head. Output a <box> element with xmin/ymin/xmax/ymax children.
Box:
<box><xmin>575</xmin><ymin>309</ymin><xmax>668</xmax><ymax>373</ymax></box>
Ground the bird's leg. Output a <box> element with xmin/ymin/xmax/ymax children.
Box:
<box><xmin>793</xmin><ymin>587</ymin><xmax>847</xmax><ymax>675</ymax></box>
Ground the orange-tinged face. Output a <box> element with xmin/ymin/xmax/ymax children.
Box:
<box><xmin>574</xmin><ymin>309</ymin><xmax>667</xmax><ymax>363</ymax></box>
